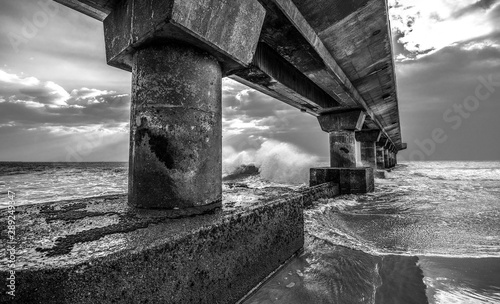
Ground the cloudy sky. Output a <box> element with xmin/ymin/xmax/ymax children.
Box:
<box><xmin>0</xmin><ymin>0</ymin><xmax>499</xmax><ymax>166</ymax></box>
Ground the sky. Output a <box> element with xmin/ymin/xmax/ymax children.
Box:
<box><xmin>0</xmin><ymin>0</ymin><xmax>499</xmax><ymax>167</ymax></box>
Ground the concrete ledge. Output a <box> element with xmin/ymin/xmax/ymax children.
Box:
<box><xmin>310</xmin><ymin>167</ymin><xmax>374</xmax><ymax>194</ymax></box>
<box><xmin>0</xmin><ymin>183</ymin><xmax>338</xmax><ymax>304</ymax></box>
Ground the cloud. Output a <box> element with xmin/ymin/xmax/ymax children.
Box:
<box><xmin>0</xmin><ymin>70</ymin><xmax>69</xmax><ymax>105</ymax></box>
<box><xmin>0</xmin><ymin>69</ymin><xmax>130</xmax><ymax>129</ymax></box>
<box><xmin>389</xmin><ymin>0</ymin><xmax>500</xmax><ymax>60</ymax></box>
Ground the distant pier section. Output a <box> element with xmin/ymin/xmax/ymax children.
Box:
<box><xmin>0</xmin><ymin>0</ymin><xmax>406</xmax><ymax>303</ymax></box>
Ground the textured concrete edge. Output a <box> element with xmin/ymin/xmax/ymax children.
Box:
<box><xmin>236</xmin><ymin>248</ymin><xmax>305</xmax><ymax>304</ymax></box>
<box><xmin>0</xmin><ymin>183</ymin><xmax>339</xmax><ymax>304</ymax></box>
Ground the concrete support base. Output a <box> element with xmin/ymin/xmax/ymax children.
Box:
<box><xmin>129</xmin><ymin>42</ymin><xmax>222</xmax><ymax>210</ymax></box>
<box><xmin>310</xmin><ymin>167</ymin><xmax>374</xmax><ymax>194</ymax></box>
<box><xmin>0</xmin><ymin>184</ymin><xmax>340</xmax><ymax>304</ymax></box>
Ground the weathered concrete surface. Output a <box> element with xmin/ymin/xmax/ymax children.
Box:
<box><xmin>376</xmin><ymin>146</ymin><xmax>385</xmax><ymax>170</ymax></box>
<box><xmin>328</xmin><ymin>131</ymin><xmax>358</xmax><ymax>168</ymax></box>
<box><xmin>0</xmin><ymin>184</ymin><xmax>339</xmax><ymax>304</ymax></box>
<box><xmin>310</xmin><ymin>168</ymin><xmax>374</xmax><ymax>194</ymax></box>
<box><xmin>356</xmin><ymin>130</ymin><xmax>381</xmax><ymax>169</ymax></box>
<box><xmin>231</xmin><ymin>42</ymin><xmax>341</xmax><ymax>116</ymax></box>
<box><xmin>384</xmin><ymin>148</ymin><xmax>390</xmax><ymax>169</ymax></box>
<box><xmin>129</xmin><ymin>43</ymin><xmax>222</xmax><ymax>210</ymax></box>
<box><xmin>317</xmin><ymin>110</ymin><xmax>366</xmax><ymax>132</ymax></box>
<box><xmin>103</xmin><ymin>0</ymin><xmax>266</xmax><ymax>73</ymax></box>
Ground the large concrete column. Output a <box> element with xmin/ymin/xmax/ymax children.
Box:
<box><xmin>355</xmin><ymin>130</ymin><xmax>381</xmax><ymax>169</ymax></box>
<box><xmin>129</xmin><ymin>43</ymin><xmax>222</xmax><ymax>209</ymax></box>
<box><xmin>311</xmin><ymin>110</ymin><xmax>375</xmax><ymax>194</ymax></box>
<box><xmin>104</xmin><ymin>0</ymin><xmax>265</xmax><ymax>211</ymax></box>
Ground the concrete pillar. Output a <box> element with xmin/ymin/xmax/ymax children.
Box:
<box><xmin>311</xmin><ymin>110</ymin><xmax>374</xmax><ymax>194</ymax></box>
<box><xmin>376</xmin><ymin>146</ymin><xmax>385</xmax><ymax>169</ymax></box>
<box><xmin>317</xmin><ymin>110</ymin><xmax>366</xmax><ymax>168</ymax></box>
<box><xmin>384</xmin><ymin>148</ymin><xmax>390</xmax><ymax>168</ymax></box>
<box><xmin>329</xmin><ymin>131</ymin><xmax>357</xmax><ymax>168</ymax></box>
<box><xmin>104</xmin><ymin>0</ymin><xmax>265</xmax><ymax>211</ymax></box>
<box><xmin>355</xmin><ymin>130</ymin><xmax>381</xmax><ymax>169</ymax></box>
<box><xmin>129</xmin><ymin>43</ymin><xmax>222</xmax><ymax>210</ymax></box>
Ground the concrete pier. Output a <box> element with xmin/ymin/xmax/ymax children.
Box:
<box><xmin>376</xmin><ymin>145</ymin><xmax>386</xmax><ymax>170</ymax></box>
<box><xmin>356</xmin><ymin>130</ymin><xmax>381</xmax><ymax>169</ymax></box>
<box><xmin>311</xmin><ymin>110</ymin><xmax>374</xmax><ymax>194</ymax></box>
<box><xmin>23</xmin><ymin>0</ymin><xmax>409</xmax><ymax>301</ymax></box>
<box><xmin>129</xmin><ymin>43</ymin><xmax>222</xmax><ymax>210</ymax></box>
<box><xmin>102</xmin><ymin>0</ymin><xmax>265</xmax><ymax>210</ymax></box>
<box><xmin>317</xmin><ymin>110</ymin><xmax>365</xmax><ymax>168</ymax></box>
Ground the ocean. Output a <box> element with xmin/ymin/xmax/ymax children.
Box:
<box><xmin>1</xmin><ymin>161</ymin><xmax>499</xmax><ymax>303</ymax></box>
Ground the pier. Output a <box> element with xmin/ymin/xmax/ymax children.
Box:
<box><xmin>0</xmin><ymin>0</ymin><xmax>406</xmax><ymax>303</ymax></box>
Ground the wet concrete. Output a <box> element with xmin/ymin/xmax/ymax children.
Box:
<box><xmin>311</xmin><ymin>168</ymin><xmax>374</xmax><ymax>194</ymax></box>
<box><xmin>129</xmin><ymin>43</ymin><xmax>222</xmax><ymax>210</ymax></box>
<box><xmin>0</xmin><ymin>183</ymin><xmax>339</xmax><ymax>304</ymax></box>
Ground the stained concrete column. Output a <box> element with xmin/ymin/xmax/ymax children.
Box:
<box><xmin>129</xmin><ymin>43</ymin><xmax>222</xmax><ymax>210</ymax></box>
<box><xmin>355</xmin><ymin>130</ymin><xmax>381</xmax><ymax>169</ymax></box>
<box><xmin>376</xmin><ymin>145</ymin><xmax>385</xmax><ymax>169</ymax></box>
<box><xmin>329</xmin><ymin>131</ymin><xmax>357</xmax><ymax>168</ymax></box>
<box><xmin>104</xmin><ymin>0</ymin><xmax>265</xmax><ymax>211</ymax></box>
<box><xmin>317</xmin><ymin>110</ymin><xmax>366</xmax><ymax>168</ymax></box>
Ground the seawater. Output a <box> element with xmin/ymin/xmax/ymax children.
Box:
<box><xmin>244</xmin><ymin>161</ymin><xmax>500</xmax><ymax>304</ymax></box>
<box><xmin>1</xmin><ymin>161</ymin><xmax>499</xmax><ymax>303</ymax></box>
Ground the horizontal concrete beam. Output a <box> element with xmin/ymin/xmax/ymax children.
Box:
<box><xmin>103</xmin><ymin>0</ymin><xmax>265</xmax><ymax>73</ymax></box>
<box><xmin>230</xmin><ymin>42</ymin><xmax>342</xmax><ymax>115</ymax></box>
<box><xmin>317</xmin><ymin>110</ymin><xmax>365</xmax><ymax>132</ymax></box>
<box><xmin>355</xmin><ymin>130</ymin><xmax>382</xmax><ymax>142</ymax></box>
<box><xmin>54</xmin><ymin>0</ymin><xmax>114</xmax><ymax>20</ymax></box>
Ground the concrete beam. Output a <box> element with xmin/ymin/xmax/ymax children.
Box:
<box><xmin>230</xmin><ymin>42</ymin><xmax>342</xmax><ymax>116</ymax></box>
<box><xmin>355</xmin><ymin>130</ymin><xmax>381</xmax><ymax>143</ymax></box>
<box><xmin>54</xmin><ymin>0</ymin><xmax>114</xmax><ymax>20</ymax></box>
<box><xmin>103</xmin><ymin>0</ymin><xmax>266</xmax><ymax>73</ymax></box>
<box><xmin>317</xmin><ymin>110</ymin><xmax>366</xmax><ymax>132</ymax></box>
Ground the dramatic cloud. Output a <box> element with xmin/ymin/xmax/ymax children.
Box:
<box><xmin>390</xmin><ymin>0</ymin><xmax>500</xmax><ymax>60</ymax></box>
<box><xmin>391</xmin><ymin>1</ymin><xmax>500</xmax><ymax>161</ymax></box>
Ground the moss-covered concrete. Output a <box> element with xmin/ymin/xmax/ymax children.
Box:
<box><xmin>0</xmin><ymin>183</ymin><xmax>338</xmax><ymax>304</ymax></box>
